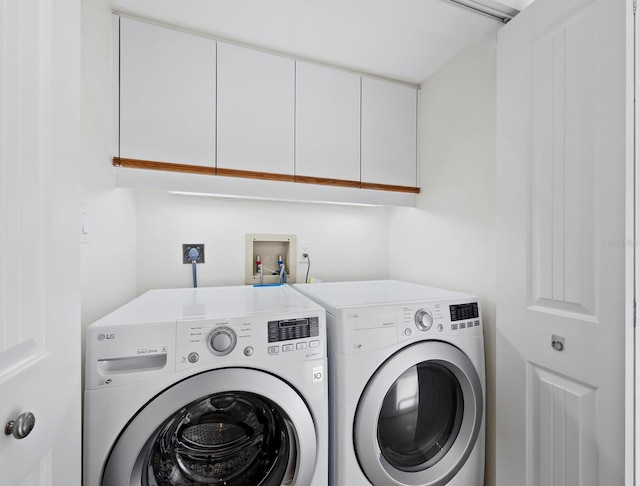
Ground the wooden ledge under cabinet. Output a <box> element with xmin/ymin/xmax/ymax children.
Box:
<box><xmin>113</xmin><ymin>157</ymin><xmax>216</xmax><ymax>176</ymax></box>
<box><xmin>361</xmin><ymin>182</ymin><xmax>420</xmax><ymax>194</ymax></box>
<box><xmin>216</xmin><ymin>167</ymin><xmax>294</xmax><ymax>183</ymax></box>
<box><xmin>112</xmin><ymin>157</ymin><xmax>420</xmax><ymax>195</ymax></box>
<box><xmin>294</xmin><ymin>175</ymin><xmax>361</xmax><ymax>189</ymax></box>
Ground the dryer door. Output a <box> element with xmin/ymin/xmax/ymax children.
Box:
<box><xmin>102</xmin><ymin>368</ymin><xmax>317</xmax><ymax>486</ymax></box>
<box><xmin>354</xmin><ymin>341</ymin><xmax>483</xmax><ymax>486</ymax></box>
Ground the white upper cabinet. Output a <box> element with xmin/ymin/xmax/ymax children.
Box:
<box><xmin>119</xmin><ymin>18</ymin><xmax>216</xmax><ymax>167</ymax></box>
<box><xmin>295</xmin><ymin>62</ymin><xmax>361</xmax><ymax>182</ymax></box>
<box><xmin>217</xmin><ymin>43</ymin><xmax>295</xmax><ymax>176</ymax></box>
<box><xmin>361</xmin><ymin>77</ymin><xmax>417</xmax><ymax>187</ymax></box>
<box><xmin>115</xmin><ymin>16</ymin><xmax>419</xmax><ymax>204</ymax></box>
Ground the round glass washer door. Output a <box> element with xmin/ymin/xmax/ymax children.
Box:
<box><xmin>102</xmin><ymin>368</ymin><xmax>317</xmax><ymax>486</ymax></box>
<box><xmin>354</xmin><ymin>341</ymin><xmax>483</xmax><ymax>486</ymax></box>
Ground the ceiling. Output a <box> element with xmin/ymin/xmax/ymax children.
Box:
<box><xmin>111</xmin><ymin>0</ymin><xmax>533</xmax><ymax>85</ymax></box>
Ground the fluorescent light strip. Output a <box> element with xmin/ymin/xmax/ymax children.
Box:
<box><xmin>167</xmin><ymin>191</ymin><xmax>382</xmax><ymax>207</ymax></box>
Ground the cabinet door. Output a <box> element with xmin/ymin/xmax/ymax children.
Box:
<box><xmin>119</xmin><ymin>18</ymin><xmax>216</xmax><ymax>166</ymax></box>
<box><xmin>295</xmin><ymin>62</ymin><xmax>361</xmax><ymax>182</ymax></box>
<box><xmin>217</xmin><ymin>43</ymin><xmax>295</xmax><ymax>176</ymax></box>
<box><xmin>361</xmin><ymin>78</ymin><xmax>417</xmax><ymax>188</ymax></box>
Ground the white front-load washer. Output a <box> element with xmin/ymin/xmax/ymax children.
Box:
<box><xmin>293</xmin><ymin>280</ymin><xmax>485</xmax><ymax>486</ymax></box>
<box><xmin>83</xmin><ymin>284</ymin><xmax>328</xmax><ymax>486</ymax></box>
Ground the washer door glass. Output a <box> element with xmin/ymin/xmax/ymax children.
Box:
<box><xmin>102</xmin><ymin>368</ymin><xmax>318</xmax><ymax>486</ymax></box>
<box><xmin>146</xmin><ymin>392</ymin><xmax>293</xmax><ymax>486</ymax></box>
<box><xmin>354</xmin><ymin>341</ymin><xmax>483</xmax><ymax>486</ymax></box>
<box><xmin>377</xmin><ymin>362</ymin><xmax>463</xmax><ymax>471</ymax></box>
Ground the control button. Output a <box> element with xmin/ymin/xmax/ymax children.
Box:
<box><xmin>187</xmin><ymin>352</ymin><xmax>199</xmax><ymax>363</ymax></box>
<box><xmin>451</xmin><ymin>324</ymin><xmax>459</xmax><ymax>330</ymax></box>
<box><xmin>296</xmin><ymin>342</ymin><xmax>307</xmax><ymax>350</ymax></box>
<box><xmin>474</xmin><ymin>320</ymin><xmax>480</xmax><ymax>326</ymax></box>
<box><xmin>214</xmin><ymin>332</ymin><xmax>232</xmax><ymax>349</ymax></box>
<box><xmin>460</xmin><ymin>322</ymin><xmax>466</xmax><ymax>329</ymax></box>
<box><xmin>282</xmin><ymin>344</ymin><xmax>294</xmax><ymax>352</ymax></box>
<box><xmin>414</xmin><ymin>309</ymin><xmax>434</xmax><ymax>331</ymax></box>
<box><xmin>207</xmin><ymin>327</ymin><xmax>237</xmax><ymax>356</ymax></box>
<box><xmin>243</xmin><ymin>346</ymin><xmax>254</xmax><ymax>357</ymax></box>
<box><xmin>268</xmin><ymin>346</ymin><xmax>279</xmax><ymax>355</ymax></box>
<box><xmin>437</xmin><ymin>324</ymin><xmax>444</xmax><ymax>332</ymax></box>
<box><xmin>309</xmin><ymin>340</ymin><xmax>320</xmax><ymax>348</ymax></box>
<box><xmin>404</xmin><ymin>328</ymin><xmax>412</xmax><ymax>336</ymax></box>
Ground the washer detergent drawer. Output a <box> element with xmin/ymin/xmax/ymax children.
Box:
<box><xmin>97</xmin><ymin>353</ymin><xmax>167</xmax><ymax>374</ymax></box>
<box><xmin>85</xmin><ymin>322</ymin><xmax>175</xmax><ymax>389</ymax></box>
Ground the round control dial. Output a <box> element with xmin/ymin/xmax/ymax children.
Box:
<box><xmin>414</xmin><ymin>309</ymin><xmax>434</xmax><ymax>331</ymax></box>
<box><xmin>207</xmin><ymin>327</ymin><xmax>237</xmax><ymax>356</ymax></box>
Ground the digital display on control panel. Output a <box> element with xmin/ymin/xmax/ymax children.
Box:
<box><xmin>268</xmin><ymin>317</ymin><xmax>320</xmax><ymax>343</ymax></box>
<box><xmin>449</xmin><ymin>303</ymin><xmax>479</xmax><ymax>322</ymax></box>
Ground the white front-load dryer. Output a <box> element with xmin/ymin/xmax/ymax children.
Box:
<box><xmin>83</xmin><ymin>284</ymin><xmax>328</xmax><ymax>486</ymax></box>
<box><xmin>294</xmin><ymin>280</ymin><xmax>485</xmax><ymax>486</ymax></box>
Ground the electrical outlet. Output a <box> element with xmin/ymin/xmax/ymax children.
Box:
<box><xmin>182</xmin><ymin>244</ymin><xmax>205</xmax><ymax>264</ymax></box>
<box><xmin>299</xmin><ymin>241</ymin><xmax>311</xmax><ymax>262</ymax></box>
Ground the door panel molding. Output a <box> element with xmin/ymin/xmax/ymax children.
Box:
<box><xmin>526</xmin><ymin>363</ymin><xmax>597</xmax><ymax>486</ymax></box>
<box><xmin>528</xmin><ymin>2</ymin><xmax>596</xmax><ymax>316</ymax></box>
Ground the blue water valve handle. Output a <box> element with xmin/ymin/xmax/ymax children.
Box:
<box><xmin>188</xmin><ymin>247</ymin><xmax>200</xmax><ymax>262</ymax></box>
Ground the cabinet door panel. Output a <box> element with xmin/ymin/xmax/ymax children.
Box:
<box><xmin>361</xmin><ymin>78</ymin><xmax>417</xmax><ymax>187</ymax></box>
<box><xmin>296</xmin><ymin>62</ymin><xmax>360</xmax><ymax>181</ymax></box>
<box><xmin>217</xmin><ymin>43</ymin><xmax>295</xmax><ymax>175</ymax></box>
<box><xmin>119</xmin><ymin>18</ymin><xmax>216</xmax><ymax>166</ymax></box>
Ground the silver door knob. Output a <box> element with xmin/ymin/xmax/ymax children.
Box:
<box><xmin>5</xmin><ymin>412</ymin><xmax>35</xmax><ymax>439</ymax></box>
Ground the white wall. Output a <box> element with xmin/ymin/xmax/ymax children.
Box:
<box><xmin>389</xmin><ymin>46</ymin><xmax>497</xmax><ymax>486</ymax></box>
<box><xmin>80</xmin><ymin>0</ymin><xmax>137</xmax><ymax>329</ymax></box>
<box><xmin>135</xmin><ymin>191</ymin><xmax>391</xmax><ymax>293</ymax></box>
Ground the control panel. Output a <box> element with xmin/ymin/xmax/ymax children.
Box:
<box><xmin>396</xmin><ymin>301</ymin><xmax>448</xmax><ymax>340</ymax></box>
<box><xmin>268</xmin><ymin>317</ymin><xmax>320</xmax><ymax>343</ymax></box>
<box><xmin>449</xmin><ymin>302</ymin><xmax>479</xmax><ymax>322</ymax></box>
<box><xmin>397</xmin><ymin>302</ymin><xmax>482</xmax><ymax>338</ymax></box>
<box><xmin>396</xmin><ymin>300</ymin><xmax>482</xmax><ymax>340</ymax></box>
<box><xmin>176</xmin><ymin>312</ymin><xmax>325</xmax><ymax>370</ymax></box>
<box><xmin>335</xmin><ymin>299</ymin><xmax>483</xmax><ymax>354</ymax></box>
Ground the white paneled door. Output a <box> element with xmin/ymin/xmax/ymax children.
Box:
<box><xmin>496</xmin><ymin>0</ymin><xmax>631</xmax><ymax>485</ymax></box>
<box><xmin>0</xmin><ymin>0</ymin><xmax>81</xmax><ymax>484</ymax></box>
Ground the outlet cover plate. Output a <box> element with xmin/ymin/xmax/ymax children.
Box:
<box><xmin>183</xmin><ymin>244</ymin><xmax>205</xmax><ymax>264</ymax></box>
<box><xmin>299</xmin><ymin>241</ymin><xmax>311</xmax><ymax>262</ymax></box>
